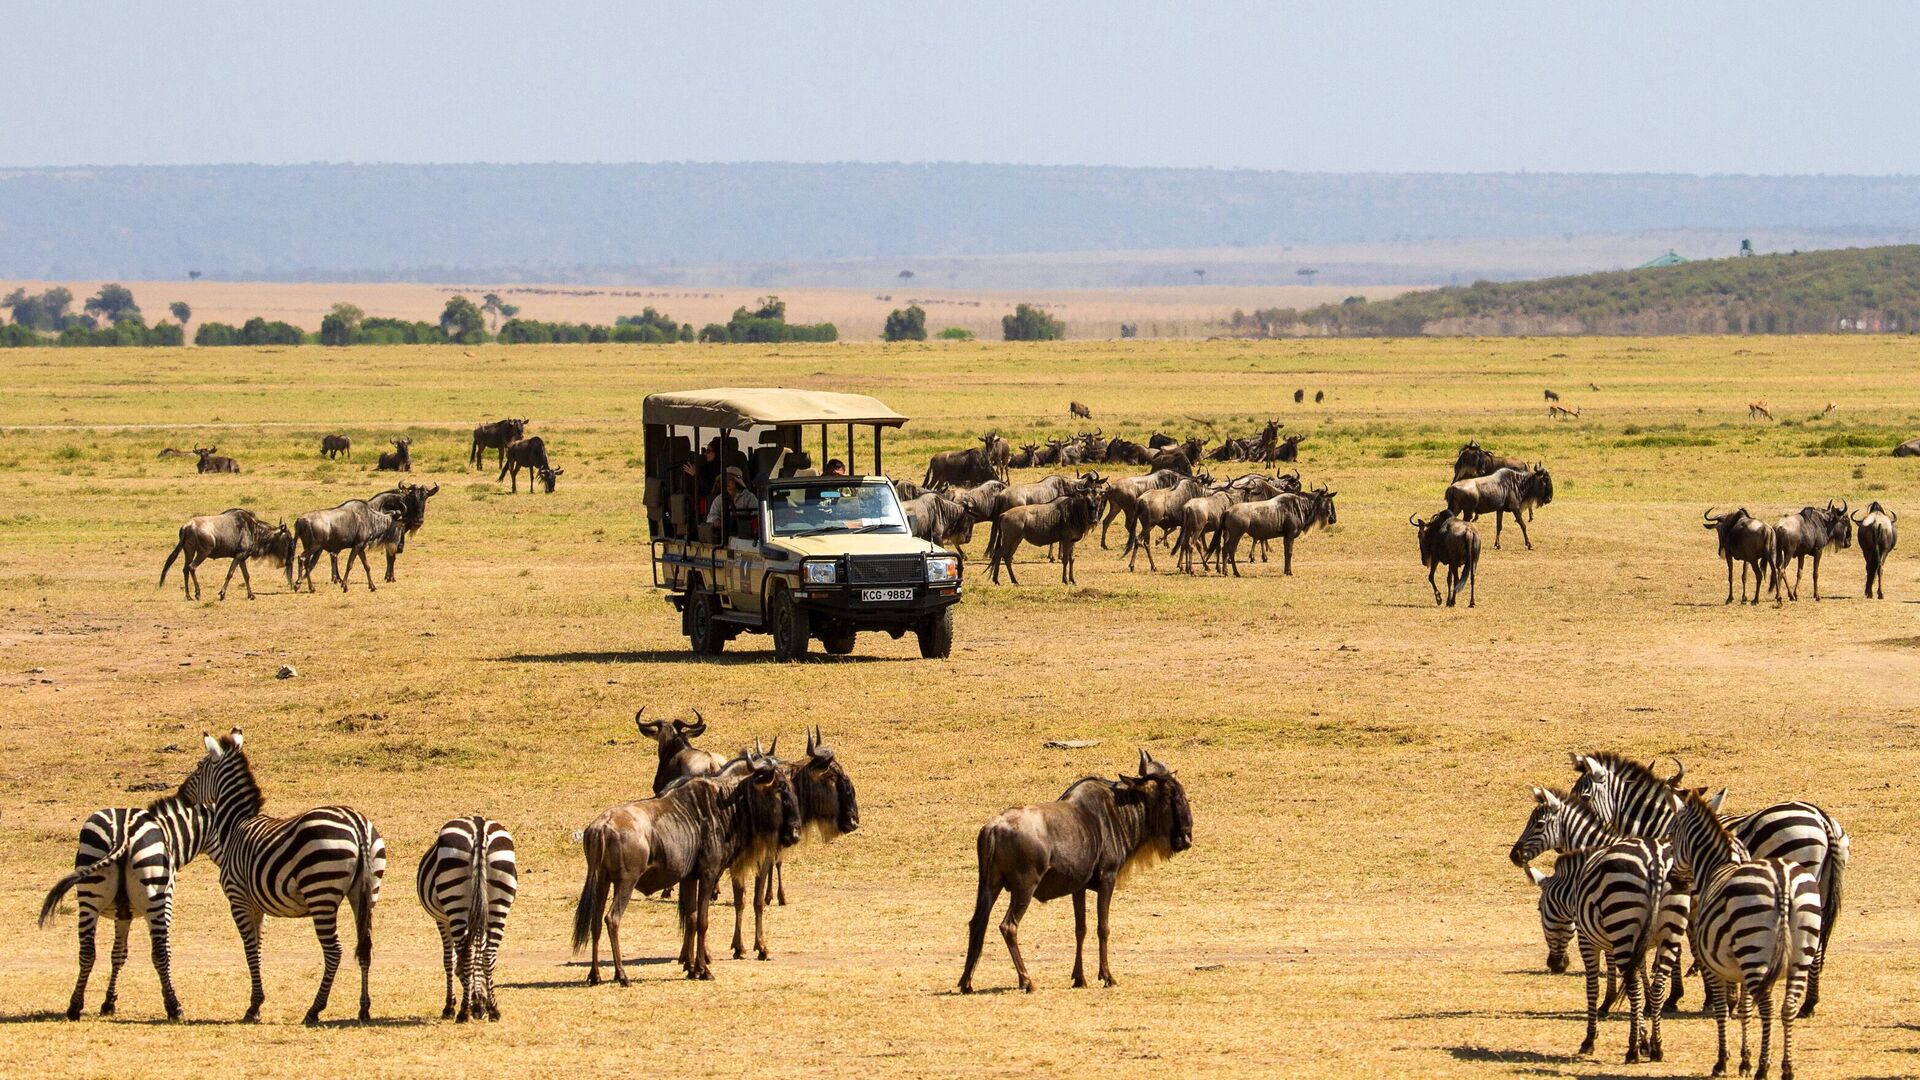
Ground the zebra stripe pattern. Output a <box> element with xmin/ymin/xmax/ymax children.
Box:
<box><xmin>416</xmin><ymin>815</ymin><xmax>517</xmax><ymax>1022</ymax></box>
<box><xmin>38</xmin><ymin>790</ymin><xmax>210</xmax><ymax>1020</ymax></box>
<box><xmin>187</xmin><ymin>728</ymin><xmax>386</xmax><ymax>1025</ymax></box>
<box><xmin>1671</xmin><ymin>788</ymin><xmax>1822</xmax><ymax>1080</ymax></box>
<box><xmin>1572</xmin><ymin>752</ymin><xmax>1848</xmax><ymax>1016</ymax></box>
<box><xmin>1525</xmin><ymin>838</ymin><xmax>1684</xmax><ymax>1063</ymax></box>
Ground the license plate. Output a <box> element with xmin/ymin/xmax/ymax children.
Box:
<box><xmin>860</xmin><ymin>588</ymin><xmax>914</xmax><ymax>602</ymax></box>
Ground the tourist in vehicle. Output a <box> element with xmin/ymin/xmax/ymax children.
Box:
<box><xmin>824</xmin><ymin>458</ymin><xmax>847</xmax><ymax>477</ymax></box>
<box><xmin>705</xmin><ymin>466</ymin><xmax>758</xmax><ymax>541</ymax></box>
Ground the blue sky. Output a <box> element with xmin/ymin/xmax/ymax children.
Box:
<box><xmin>3</xmin><ymin>1</ymin><xmax>1914</xmax><ymax>173</ymax></box>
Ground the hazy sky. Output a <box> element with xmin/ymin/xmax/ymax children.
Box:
<box><xmin>5</xmin><ymin>2</ymin><xmax>1915</xmax><ymax>174</ymax></box>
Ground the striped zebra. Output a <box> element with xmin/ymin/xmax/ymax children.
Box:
<box><xmin>186</xmin><ymin>728</ymin><xmax>386</xmax><ymax>1025</ymax></box>
<box><xmin>38</xmin><ymin>786</ymin><xmax>210</xmax><ymax>1020</ymax></box>
<box><xmin>1508</xmin><ymin>786</ymin><xmax>1687</xmax><ymax>1013</ymax></box>
<box><xmin>1571</xmin><ymin>751</ymin><xmax>1849</xmax><ymax>1015</ymax></box>
<box><xmin>1523</xmin><ymin>838</ymin><xmax>1686</xmax><ymax>1063</ymax></box>
<box><xmin>416</xmin><ymin>815</ymin><xmax>517</xmax><ymax>1022</ymax></box>
<box><xmin>1670</xmin><ymin>786</ymin><xmax>1822</xmax><ymax>1080</ymax></box>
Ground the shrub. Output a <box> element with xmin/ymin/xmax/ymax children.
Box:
<box><xmin>1002</xmin><ymin>303</ymin><xmax>1064</xmax><ymax>341</ymax></box>
<box><xmin>883</xmin><ymin>304</ymin><xmax>928</xmax><ymax>342</ymax></box>
<box><xmin>936</xmin><ymin>327</ymin><xmax>975</xmax><ymax>341</ymax></box>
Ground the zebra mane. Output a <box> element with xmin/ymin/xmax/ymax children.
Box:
<box><xmin>146</xmin><ymin>774</ymin><xmax>195</xmax><ymax>814</ymax></box>
<box><xmin>1581</xmin><ymin>750</ymin><xmax>1668</xmax><ymax>791</ymax></box>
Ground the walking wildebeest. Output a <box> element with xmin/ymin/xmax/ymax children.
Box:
<box><xmin>193</xmin><ymin>447</ymin><xmax>239</xmax><ymax>474</ymax></box>
<box><xmin>320</xmin><ymin>434</ymin><xmax>352</xmax><ymax>459</ymax></box>
<box><xmin>635</xmin><ymin>709</ymin><xmax>726</xmax><ymax>796</ymax></box>
<box><xmin>985</xmin><ymin>491</ymin><xmax>1099</xmax><ymax>585</ymax></box>
<box><xmin>1216</xmin><ymin>487</ymin><xmax>1338</xmax><ymax>576</ymax></box>
<box><xmin>1445</xmin><ymin>464</ymin><xmax>1553</xmax><ymax>549</ymax></box>
<box><xmin>1128</xmin><ymin>475</ymin><xmax>1212</xmax><ymax>571</ymax></box>
<box><xmin>903</xmin><ymin>491</ymin><xmax>978</xmax><ymax>551</ymax></box>
<box><xmin>1173</xmin><ymin>476</ymin><xmax>1285</xmax><ymax>574</ymax></box>
<box><xmin>375</xmin><ymin>437</ymin><xmax>411</xmax><ymax>472</ymax></box>
<box><xmin>1410</xmin><ymin>509</ymin><xmax>1480</xmax><ymax>607</ymax></box>
<box><xmin>470</xmin><ymin>419</ymin><xmax>528</xmax><ymax>470</ymax></box>
<box><xmin>499</xmin><ymin>436</ymin><xmax>558</xmax><ymax>493</ymax></box>
<box><xmin>923</xmin><ymin>446</ymin><xmax>996</xmax><ymax>489</ymax></box>
<box><xmin>982</xmin><ymin>433</ymin><xmax>1011</xmax><ymax>481</ymax></box>
<box><xmin>729</xmin><ymin>727</ymin><xmax>859</xmax><ymax>961</ymax></box>
<box><xmin>1099</xmin><ymin>468</ymin><xmax>1183</xmax><ymax>551</ymax></box>
<box><xmin>1893</xmin><ymin>437</ymin><xmax>1920</xmax><ymax>457</ymax></box>
<box><xmin>1772</xmin><ymin>501</ymin><xmax>1852</xmax><ymax>601</ymax></box>
<box><xmin>1070</xmin><ymin>401</ymin><xmax>1092</xmax><ymax>420</ymax></box>
<box><xmin>294</xmin><ymin>500</ymin><xmax>406</xmax><ymax>592</ymax></box>
<box><xmin>1853</xmin><ymin>502</ymin><xmax>1898</xmax><ymax>598</ymax></box>
<box><xmin>366</xmin><ymin>482</ymin><xmax>439</xmax><ymax>582</ymax></box>
<box><xmin>1703</xmin><ymin>507</ymin><xmax>1775</xmax><ymax>604</ymax></box>
<box><xmin>159</xmin><ymin>509</ymin><xmax>294</xmax><ymax>600</ymax></box>
<box><xmin>571</xmin><ymin>749</ymin><xmax>798</xmax><ymax>984</ymax></box>
<box><xmin>958</xmin><ymin>750</ymin><xmax>1191</xmax><ymax>994</ymax></box>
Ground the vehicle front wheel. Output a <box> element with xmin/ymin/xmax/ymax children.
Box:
<box><xmin>687</xmin><ymin>591</ymin><xmax>725</xmax><ymax>656</ymax></box>
<box><xmin>770</xmin><ymin>587</ymin><xmax>811</xmax><ymax>661</ymax></box>
<box><xmin>917</xmin><ymin>607</ymin><xmax>954</xmax><ymax>659</ymax></box>
<box><xmin>822</xmin><ymin>631</ymin><xmax>856</xmax><ymax>655</ymax></box>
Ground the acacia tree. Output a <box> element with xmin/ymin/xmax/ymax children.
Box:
<box><xmin>169</xmin><ymin>301</ymin><xmax>191</xmax><ymax>329</ymax></box>
<box><xmin>84</xmin><ymin>283</ymin><xmax>141</xmax><ymax>325</ymax></box>
<box><xmin>1001</xmin><ymin>303</ymin><xmax>1064</xmax><ymax>341</ymax></box>
<box><xmin>883</xmin><ymin>304</ymin><xmax>927</xmax><ymax>342</ymax></box>
<box><xmin>481</xmin><ymin>292</ymin><xmax>519</xmax><ymax>333</ymax></box>
<box><xmin>440</xmin><ymin>295</ymin><xmax>488</xmax><ymax>344</ymax></box>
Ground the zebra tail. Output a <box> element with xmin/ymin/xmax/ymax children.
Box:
<box><xmin>40</xmin><ymin>828</ymin><xmax>135</xmax><ymax>928</ymax></box>
<box><xmin>1623</xmin><ymin>852</ymin><xmax>1662</xmax><ymax>991</ymax></box>
<box><xmin>354</xmin><ymin>820</ymin><xmax>380</xmax><ymax>966</ymax></box>
<box><xmin>1818</xmin><ymin>822</ymin><xmax>1849</xmax><ymax>955</ymax></box>
<box><xmin>464</xmin><ymin>815</ymin><xmax>489</xmax><ymax>987</ymax></box>
<box><xmin>571</xmin><ymin>830</ymin><xmax>608</xmax><ymax>953</ymax></box>
<box><xmin>159</xmin><ymin>537</ymin><xmax>185</xmax><ymax>586</ymax></box>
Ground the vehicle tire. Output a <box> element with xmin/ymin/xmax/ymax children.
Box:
<box><xmin>687</xmin><ymin>591</ymin><xmax>725</xmax><ymax>656</ymax></box>
<box><xmin>822</xmin><ymin>631</ymin><xmax>856</xmax><ymax>655</ymax></box>
<box><xmin>770</xmin><ymin>586</ymin><xmax>811</xmax><ymax>662</ymax></box>
<box><xmin>916</xmin><ymin>607</ymin><xmax>954</xmax><ymax>659</ymax></box>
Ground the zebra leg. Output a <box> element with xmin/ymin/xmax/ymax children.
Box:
<box><xmin>1095</xmin><ymin>876</ymin><xmax>1117</xmax><ymax>987</ymax></box>
<box><xmin>453</xmin><ymin>918</ymin><xmax>473</xmax><ymax>1023</ymax></box>
<box><xmin>1736</xmin><ymin>984</ymin><xmax>1753</xmax><ymax>1075</ymax></box>
<box><xmin>1599</xmin><ymin>958</ymin><xmax>1617</xmax><ymax>1015</ymax></box>
<box><xmin>1707</xmin><ymin>971</ymin><xmax>1730</xmax><ymax>1077</ymax></box>
<box><xmin>1069</xmin><ymin>889</ymin><xmax>1088</xmax><ymax>988</ymax></box>
<box><xmin>100</xmin><ymin>914</ymin><xmax>132</xmax><ymax>1015</ymax></box>
<box><xmin>1578</xmin><ymin>938</ymin><xmax>1602</xmax><ymax>1055</ymax></box>
<box><xmin>231</xmin><ymin>904</ymin><xmax>266</xmax><ymax>1022</ymax></box>
<box><xmin>67</xmin><ymin>898</ymin><xmax>100</xmax><ymax>1019</ymax></box>
<box><xmin>304</xmin><ymin>901</ymin><xmax>346</xmax><ymax>1025</ymax></box>
<box><xmin>1779</xmin><ymin>972</ymin><xmax>1805</xmax><ymax>1080</ymax></box>
<box><xmin>1754</xmin><ymin>976</ymin><xmax>1775</xmax><ymax>1080</ymax></box>
<box><xmin>435</xmin><ymin>920</ymin><xmax>456</xmax><ymax>1019</ymax></box>
<box><xmin>1623</xmin><ymin>957</ymin><xmax>1645</xmax><ymax>1064</ymax></box>
<box><xmin>484</xmin><ymin>920</ymin><xmax>505</xmax><ymax>1020</ymax></box>
<box><xmin>1647</xmin><ymin>959</ymin><xmax>1666</xmax><ymax>1061</ymax></box>
<box><xmin>147</xmin><ymin>896</ymin><xmax>182</xmax><ymax>1020</ymax></box>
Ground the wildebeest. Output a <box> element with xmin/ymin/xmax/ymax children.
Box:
<box><xmin>366</xmin><ymin>482</ymin><xmax>440</xmax><ymax>582</ymax></box>
<box><xmin>1703</xmin><ymin>507</ymin><xmax>1775</xmax><ymax>604</ymax></box>
<box><xmin>1314</xmin><ymin>390</ymin><xmax>1324</xmax><ymax>403</ymax></box>
<box><xmin>1128</xmin><ymin>475</ymin><xmax>1212</xmax><ymax>571</ymax></box>
<box><xmin>635</xmin><ymin>709</ymin><xmax>725</xmax><ymax>796</ymax></box>
<box><xmin>1146</xmin><ymin>432</ymin><xmax>1177</xmax><ymax>450</ymax></box>
<box><xmin>1410</xmin><ymin>509</ymin><xmax>1480</xmax><ymax>607</ymax></box>
<box><xmin>1146</xmin><ymin>445</ymin><xmax>1193</xmax><ymax>476</ymax></box>
<box><xmin>1451</xmin><ymin>440</ymin><xmax>1532</xmax><ymax>483</ymax></box>
<box><xmin>293</xmin><ymin>500</ymin><xmax>406</xmax><ymax>592</ymax></box>
<box><xmin>985</xmin><ymin>491</ymin><xmax>1099</xmax><ymax>585</ymax></box>
<box><xmin>571</xmin><ymin>749</ymin><xmax>798</xmax><ymax>984</ymax></box>
<box><xmin>1216</xmin><ymin>487</ymin><xmax>1338</xmax><ymax>576</ymax></box>
<box><xmin>1445</xmin><ymin>465</ymin><xmax>1553</xmax><ymax>549</ymax></box>
<box><xmin>1029</xmin><ymin>439</ymin><xmax>1064</xmax><ymax>469</ymax></box>
<box><xmin>1103</xmin><ymin>437</ymin><xmax>1150</xmax><ymax>466</ymax></box>
<box><xmin>1272</xmin><ymin>433</ymin><xmax>1304</xmax><ymax>463</ymax></box>
<box><xmin>375</xmin><ymin>437</ymin><xmax>411</xmax><ymax>472</ymax></box>
<box><xmin>159</xmin><ymin>508</ymin><xmax>294</xmax><ymax>600</ymax></box>
<box><xmin>193</xmin><ymin>447</ymin><xmax>239</xmax><ymax>474</ymax></box>
<box><xmin>1008</xmin><ymin>443</ymin><xmax>1040</xmax><ymax>469</ymax></box>
<box><xmin>982</xmin><ymin>433</ymin><xmax>1011</xmax><ymax>480</ymax></box>
<box><xmin>1294</xmin><ymin>388</ymin><xmax>1305</xmax><ymax>403</ymax></box>
<box><xmin>923</xmin><ymin>445</ymin><xmax>996</xmax><ymax>489</ymax></box>
<box><xmin>1772</xmin><ymin>501</ymin><xmax>1852</xmax><ymax>601</ymax></box>
<box><xmin>1893</xmin><ymin>437</ymin><xmax>1920</xmax><ymax>457</ymax></box>
<box><xmin>729</xmin><ymin>727</ymin><xmax>859</xmax><ymax>961</ymax></box>
<box><xmin>1099</xmin><ymin>468</ymin><xmax>1183</xmax><ymax>551</ymax></box>
<box><xmin>958</xmin><ymin>750</ymin><xmax>1191</xmax><ymax>994</ymax></box>
<box><xmin>1853</xmin><ymin>502</ymin><xmax>1898</xmax><ymax>598</ymax></box>
<box><xmin>1173</xmin><ymin>476</ymin><xmax>1286</xmax><ymax>574</ymax></box>
<box><xmin>946</xmin><ymin>479</ymin><xmax>1009</xmax><ymax>525</ymax></box>
<box><xmin>1544</xmin><ymin>388</ymin><xmax>1560</xmax><ymax>402</ymax></box>
<box><xmin>320</xmin><ymin>434</ymin><xmax>352</xmax><ymax>459</ymax></box>
<box><xmin>903</xmin><ymin>491</ymin><xmax>978</xmax><ymax>551</ymax></box>
<box><xmin>470</xmin><ymin>419</ymin><xmax>528</xmax><ymax>470</ymax></box>
<box><xmin>499</xmin><ymin>436</ymin><xmax>555</xmax><ymax>493</ymax></box>
<box><xmin>1070</xmin><ymin>401</ymin><xmax>1092</xmax><ymax>420</ymax></box>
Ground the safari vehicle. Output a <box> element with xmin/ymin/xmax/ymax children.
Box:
<box><xmin>643</xmin><ymin>388</ymin><xmax>961</xmax><ymax>659</ymax></box>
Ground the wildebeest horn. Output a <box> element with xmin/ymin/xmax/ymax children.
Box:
<box><xmin>1702</xmin><ymin>507</ymin><xmax>1719</xmax><ymax>522</ymax></box>
<box><xmin>1137</xmin><ymin>748</ymin><xmax>1152</xmax><ymax>775</ymax></box>
<box><xmin>1838</xmin><ymin>498</ymin><xmax>1848</xmax><ymax>514</ymax></box>
<box><xmin>1409</xmin><ymin>514</ymin><xmax>1422</xmax><ymax>527</ymax></box>
<box><xmin>767</xmin><ymin>735</ymin><xmax>779</xmax><ymax>759</ymax></box>
<box><xmin>1851</xmin><ymin>508</ymin><xmax>1864</xmax><ymax>522</ymax></box>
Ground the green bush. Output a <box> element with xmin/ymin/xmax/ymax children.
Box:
<box><xmin>936</xmin><ymin>327</ymin><xmax>975</xmax><ymax>341</ymax></box>
<box><xmin>884</xmin><ymin>304</ymin><xmax>928</xmax><ymax>342</ymax></box>
<box><xmin>1002</xmin><ymin>303</ymin><xmax>1064</xmax><ymax>341</ymax></box>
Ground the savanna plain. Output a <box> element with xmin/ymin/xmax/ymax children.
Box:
<box><xmin>1</xmin><ymin>336</ymin><xmax>1917</xmax><ymax>1078</ymax></box>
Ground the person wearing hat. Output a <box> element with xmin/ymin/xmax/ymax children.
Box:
<box><xmin>705</xmin><ymin>464</ymin><xmax>759</xmax><ymax>541</ymax></box>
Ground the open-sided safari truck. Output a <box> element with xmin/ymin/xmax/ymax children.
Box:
<box><xmin>644</xmin><ymin>388</ymin><xmax>962</xmax><ymax>659</ymax></box>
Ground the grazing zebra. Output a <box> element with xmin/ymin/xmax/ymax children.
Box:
<box><xmin>1571</xmin><ymin>752</ymin><xmax>1848</xmax><ymax>1016</ymax></box>
<box><xmin>186</xmin><ymin>728</ymin><xmax>386</xmax><ymax>1025</ymax></box>
<box><xmin>1669</xmin><ymin>787</ymin><xmax>1822</xmax><ymax>1080</ymax></box>
<box><xmin>38</xmin><ymin>786</ymin><xmax>211</xmax><ymax>1020</ymax></box>
<box><xmin>1524</xmin><ymin>839</ymin><xmax>1689</xmax><ymax>1063</ymax></box>
<box><xmin>416</xmin><ymin>816</ymin><xmax>517</xmax><ymax>1022</ymax></box>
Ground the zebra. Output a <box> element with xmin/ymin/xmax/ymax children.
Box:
<box><xmin>1507</xmin><ymin>787</ymin><xmax>1688</xmax><ymax>1013</ymax></box>
<box><xmin>38</xmin><ymin>785</ymin><xmax>211</xmax><ymax>1020</ymax></box>
<box><xmin>1522</xmin><ymin>838</ymin><xmax>1685</xmax><ymax>1063</ymax></box>
<box><xmin>416</xmin><ymin>815</ymin><xmax>517</xmax><ymax>1022</ymax></box>
<box><xmin>186</xmin><ymin>728</ymin><xmax>386</xmax><ymax>1025</ymax></box>
<box><xmin>1669</xmin><ymin>786</ymin><xmax>1822</xmax><ymax>1080</ymax></box>
<box><xmin>1571</xmin><ymin>751</ymin><xmax>1849</xmax><ymax>1016</ymax></box>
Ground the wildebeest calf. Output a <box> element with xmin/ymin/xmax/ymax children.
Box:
<box><xmin>159</xmin><ymin>508</ymin><xmax>294</xmax><ymax>600</ymax></box>
<box><xmin>1854</xmin><ymin>502</ymin><xmax>1898</xmax><ymax>599</ymax></box>
<box><xmin>376</xmin><ymin>437</ymin><xmax>411</xmax><ymax>472</ymax></box>
<box><xmin>959</xmin><ymin>750</ymin><xmax>1191</xmax><ymax>994</ymax></box>
<box><xmin>320</xmin><ymin>434</ymin><xmax>352</xmax><ymax>459</ymax></box>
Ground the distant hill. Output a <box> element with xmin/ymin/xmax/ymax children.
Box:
<box><xmin>1231</xmin><ymin>245</ymin><xmax>1920</xmax><ymax>336</ymax></box>
<box><xmin>4</xmin><ymin>163</ymin><xmax>1920</xmax><ymax>282</ymax></box>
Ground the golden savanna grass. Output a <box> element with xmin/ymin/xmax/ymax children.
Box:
<box><xmin>1</xmin><ymin>336</ymin><xmax>1918</xmax><ymax>1078</ymax></box>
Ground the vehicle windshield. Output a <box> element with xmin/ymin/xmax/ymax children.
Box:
<box><xmin>766</xmin><ymin>480</ymin><xmax>909</xmax><ymax>537</ymax></box>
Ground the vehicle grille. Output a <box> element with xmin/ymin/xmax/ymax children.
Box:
<box><xmin>847</xmin><ymin>554</ymin><xmax>924</xmax><ymax>585</ymax></box>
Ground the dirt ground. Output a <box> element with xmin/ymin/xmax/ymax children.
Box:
<box><xmin>0</xmin><ymin>336</ymin><xmax>1917</xmax><ymax>1078</ymax></box>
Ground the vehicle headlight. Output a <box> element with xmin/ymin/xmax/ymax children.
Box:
<box><xmin>926</xmin><ymin>555</ymin><xmax>960</xmax><ymax>584</ymax></box>
<box><xmin>803</xmin><ymin>559</ymin><xmax>840</xmax><ymax>585</ymax></box>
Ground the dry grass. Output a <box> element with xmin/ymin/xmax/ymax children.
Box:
<box><xmin>1</xmin><ymin>336</ymin><xmax>1918</xmax><ymax>1078</ymax></box>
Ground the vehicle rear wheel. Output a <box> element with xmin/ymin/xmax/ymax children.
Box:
<box><xmin>687</xmin><ymin>591</ymin><xmax>725</xmax><ymax>655</ymax></box>
<box><xmin>770</xmin><ymin>587</ymin><xmax>811</xmax><ymax>661</ymax></box>
<box><xmin>822</xmin><ymin>631</ymin><xmax>856</xmax><ymax>655</ymax></box>
<box><xmin>917</xmin><ymin>607</ymin><xmax>954</xmax><ymax>659</ymax></box>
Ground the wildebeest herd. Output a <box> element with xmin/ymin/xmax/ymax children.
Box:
<box><xmin>156</xmin><ymin>419</ymin><xmax>565</xmax><ymax>599</ymax></box>
<box><xmin>1508</xmin><ymin>752</ymin><xmax>1847</xmax><ymax>1080</ymax></box>
<box><xmin>40</xmin><ymin>712</ymin><xmax>1184</xmax><ymax>1023</ymax></box>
